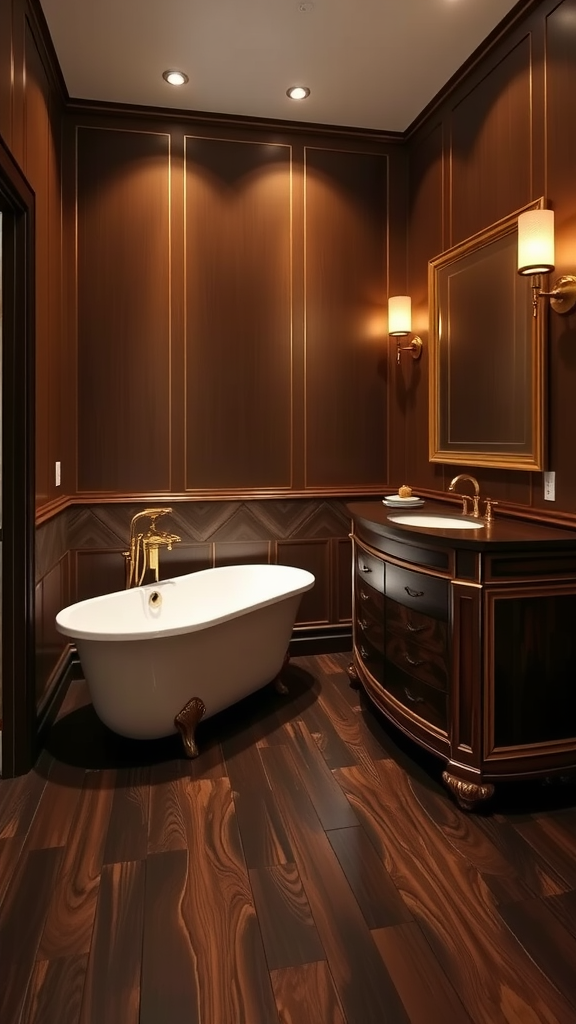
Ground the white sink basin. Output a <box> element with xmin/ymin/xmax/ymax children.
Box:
<box><xmin>388</xmin><ymin>514</ymin><xmax>485</xmax><ymax>530</ymax></box>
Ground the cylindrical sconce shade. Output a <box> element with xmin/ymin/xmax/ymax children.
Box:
<box><xmin>517</xmin><ymin>209</ymin><xmax>555</xmax><ymax>275</ymax></box>
<box><xmin>388</xmin><ymin>295</ymin><xmax>411</xmax><ymax>336</ymax></box>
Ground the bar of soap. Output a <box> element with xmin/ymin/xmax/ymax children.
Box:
<box><xmin>398</xmin><ymin>485</ymin><xmax>412</xmax><ymax>498</ymax></box>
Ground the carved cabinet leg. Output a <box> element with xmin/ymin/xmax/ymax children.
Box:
<box><xmin>274</xmin><ymin>649</ymin><xmax>291</xmax><ymax>695</ymax></box>
<box><xmin>442</xmin><ymin>771</ymin><xmax>494</xmax><ymax>812</ymax></box>
<box><xmin>347</xmin><ymin>660</ymin><xmax>361</xmax><ymax>690</ymax></box>
<box><xmin>174</xmin><ymin>697</ymin><xmax>206</xmax><ymax>758</ymax></box>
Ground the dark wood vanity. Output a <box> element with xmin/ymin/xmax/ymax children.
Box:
<box><xmin>348</xmin><ymin>501</ymin><xmax>576</xmax><ymax>809</ymax></box>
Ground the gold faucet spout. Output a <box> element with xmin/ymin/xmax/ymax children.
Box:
<box><xmin>448</xmin><ymin>473</ymin><xmax>481</xmax><ymax>516</ymax></box>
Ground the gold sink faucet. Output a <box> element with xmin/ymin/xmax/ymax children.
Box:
<box><xmin>448</xmin><ymin>473</ymin><xmax>481</xmax><ymax>517</ymax></box>
<box><xmin>123</xmin><ymin>508</ymin><xmax>181</xmax><ymax>588</ymax></box>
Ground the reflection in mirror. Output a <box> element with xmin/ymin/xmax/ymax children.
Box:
<box><xmin>428</xmin><ymin>200</ymin><xmax>545</xmax><ymax>471</ymax></box>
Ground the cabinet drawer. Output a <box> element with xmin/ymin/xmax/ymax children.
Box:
<box><xmin>356</xmin><ymin>579</ymin><xmax>384</xmax><ymax>620</ymax></box>
<box><xmin>357</xmin><ymin>607</ymin><xmax>384</xmax><ymax>654</ymax></box>
<box><xmin>356</xmin><ymin>636</ymin><xmax>384</xmax><ymax>685</ymax></box>
<box><xmin>355</xmin><ymin>549</ymin><xmax>384</xmax><ymax>594</ymax></box>
<box><xmin>385</xmin><ymin>634</ymin><xmax>448</xmax><ymax>692</ymax></box>
<box><xmin>386</xmin><ymin>564</ymin><xmax>448</xmax><ymax>620</ymax></box>
<box><xmin>384</xmin><ymin>665</ymin><xmax>447</xmax><ymax>732</ymax></box>
<box><xmin>385</xmin><ymin>599</ymin><xmax>448</xmax><ymax>656</ymax></box>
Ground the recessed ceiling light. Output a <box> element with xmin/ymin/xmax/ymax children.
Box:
<box><xmin>286</xmin><ymin>86</ymin><xmax>310</xmax><ymax>101</ymax></box>
<box><xmin>162</xmin><ymin>70</ymin><xmax>189</xmax><ymax>86</ymax></box>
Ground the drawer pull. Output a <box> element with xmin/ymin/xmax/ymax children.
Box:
<box><xmin>360</xmin><ymin>619</ymin><xmax>369</xmax><ymax>631</ymax></box>
<box><xmin>360</xmin><ymin>590</ymin><xmax>369</xmax><ymax>601</ymax></box>
<box><xmin>406</xmin><ymin>621</ymin><xmax>425</xmax><ymax>634</ymax></box>
<box><xmin>360</xmin><ymin>564</ymin><xmax>373</xmax><ymax>573</ymax></box>
<box><xmin>404</xmin><ymin>653</ymin><xmax>424</xmax><ymax>667</ymax></box>
<box><xmin>404</xmin><ymin>687</ymin><xmax>424</xmax><ymax>704</ymax></box>
<box><xmin>360</xmin><ymin>645</ymin><xmax>370</xmax><ymax>661</ymax></box>
<box><xmin>405</xmin><ymin>586</ymin><xmax>424</xmax><ymax>598</ymax></box>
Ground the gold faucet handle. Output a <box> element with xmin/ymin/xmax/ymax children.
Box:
<box><xmin>461</xmin><ymin>495</ymin><xmax>471</xmax><ymax>515</ymax></box>
<box><xmin>484</xmin><ymin>498</ymin><xmax>498</xmax><ymax>523</ymax></box>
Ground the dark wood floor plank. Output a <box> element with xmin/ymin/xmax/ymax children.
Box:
<box><xmin>0</xmin><ymin>766</ymin><xmax>48</xmax><ymax>840</ymax></box>
<box><xmin>178</xmin><ymin>777</ymin><xmax>280</xmax><ymax>1024</ymax></box>
<box><xmin>37</xmin><ymin>770</ymin><xmax>116</xmax><ymax>959</ymax></box>
<box><xmin>261</xmin><ymin>744</ymin><xmax>411</xmax><ymax>1024</ymax></box>
<box><xmin>544</xmin><ymin>889</ymin><xmax>576</xmax><ymax>940</ymax></box>
<box><xmin>102</xmin><ymin>766</ymin><xmax>150</xmax><ymax>863</ymax></box>
<box><xmin>327</xmin><ymin>826</ymin><xmax>413</xmax><ymax>929</ymax></box>
<box><xmin>248</xmin><ymin>862</ymin><xmax>325</xmax><ymax>970</ymax></box>
<box><xmin>513</xmin><ymin>815</ymin><xmax>576</xmax><ymax>890</ymax></box>
<box><xmin>0</xmin><ymin>835</ymin><xmax>25</xmax><ymax>912</ymax></box>
<box><xmin>472</xmin><ymin>813</ymin><xmax>568</xmax><ymax>899</ymax></box>
<box><xmin>20</xmin><ymin>954</ymin><xmax>88</xmax><ymax>1024</ymax></box>
<box><xmin>223</xmin><ymin>737</ymin><xmax>293</xmax><ymax>867</ymax></box>
<box><xmin>79</xmin><ymin>860</ymin><xmax>145</xmax><ymax>1024</ymax></box>
<box><xmin>140</xmin><ymin>849</ymin><xmax>201</xmax><ymax>1024</ymax></box>
<box><xmin>283</xmin><ymin>719</ymin><xmax>359</xmax><ymax>830</ymax></box>
<box><xmin>316</xmin><ymin>670</ymin><xmax>390</xmax><ymax>769</ymax></box>
<box><xmin>0</xmin><ymin>847</ymin><xmax>63</xmax><ymax>1024</ymax></box>
<box><xmin>26</xmin><ymin>758</ymin><xmax>86</xmax><ymax>850</ymax></box>
<box><xmin>372</xmin><ymin>923</ymin><xmax>474</xmax><ymax>1024</ymax></box>
<box><xmin>270</xmin><ymin>960</ymin><xmax>345</xmax><ymax>1024</ymax></box>
<box><xmin>148</xmin><ymin>775</ymin><xmax>188</xmax><ymax>854</ymax></box>
<box><xmin>498</xmin><ymin>898</ymin><xmax>576</xmax><ymax>1012</ymax></box>
<box><xmin>335</xmin><ymin>759</ymin><xmax>576</xmax><ymax>1024</ymax></box>
<box><xmin>408</xmin><ymin>774</ymin><xmax>551</xmax><ymax>905</ymax></box>
<box><xmin>298</xmin><ymin>694</ymin><xmax>360</xmax><ymax>770</ymax></box>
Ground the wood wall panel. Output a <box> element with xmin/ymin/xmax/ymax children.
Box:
<box><xmin>542</xmin><ymin>0</ymin><xmax>576</xmax><ymax>512</ymax></box>
<box><xmin>304</xmin><ymin>147</ymin><xmax>388</xmax><ymax>489</ymax></box>
<box><xmin>276</xmin><ymin>540</ymin><xmax>331</xmax><ymax>625</ymax></box>
<box><xmin>35</xmin><ymin>555</ymin><xmax>69</xmax><ymax>707</ymax></box>
<box><xmin>24</xmin><ymin>22</ymin><xmax>51</xmax><ymax>508</ymax></box>
<box><xmin>0</xmin><ymin>0</ymin><xmax>13</xmax><ymax>145</ymax></box>
<box><xmin>184</xmin><ymin>136</ymin><xmax>293</xmax><ymax>491</ymax></box>
<box><xmin>450</xmin><ymin>36</ymin><xmax>532</xmax><ymax>246</ymax></box>
<box><xmin>401</xmin><ymin>122</ymin><xmax>445</xmax><ymax>492</ymax></box>
<box><xmin>76</xmin><ymin>126</ymin><xmax>171</xmax><ymax>493</ymax></box>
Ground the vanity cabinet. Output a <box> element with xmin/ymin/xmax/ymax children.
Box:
<box><xmin>348</xmin><ymin>502</ymin><xmax>576</xmax><ymax>809</ymax></box>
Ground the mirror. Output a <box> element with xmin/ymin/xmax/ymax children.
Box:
<box><xmin>428</xmin><ymin>200</ymin><xmax>545</xmax><ymax>471</ymax></box>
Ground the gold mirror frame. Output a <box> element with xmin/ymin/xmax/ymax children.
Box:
<box><xmin>428</xmin><ymin>199</ymin><xmax>545</xmax><ymax>471</ymax></box>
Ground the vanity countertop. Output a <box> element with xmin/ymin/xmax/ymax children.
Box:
<box><xmin>347</xmin><ymin>500</ymin><xmax>576</xmax><ymax>552</ymax></box>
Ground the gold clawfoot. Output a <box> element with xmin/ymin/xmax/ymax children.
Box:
<box><xmin>174</xmin><ymin>697</ymin><xmax>206</xmax><ymax>758</ymax></box>
<box><xmin>442</xmin><ymin>771</ymin><xmax>494</xmax><ymax>812</ymax></box>
<box><xmin>274</xmin><ymin>650</ymin><xmax>291</xmax><ymax>694</ymax></box>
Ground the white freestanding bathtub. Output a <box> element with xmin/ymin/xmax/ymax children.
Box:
<box><xmin>55</xmin><ymin>564</ymin><xmax>315</xmax><ymax>756</ymax></box>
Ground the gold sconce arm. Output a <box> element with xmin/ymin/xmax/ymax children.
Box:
<box><xmin>396</xmin><ymin>336</ymin><xmax>423</xmax><ymax>364</ymax></box>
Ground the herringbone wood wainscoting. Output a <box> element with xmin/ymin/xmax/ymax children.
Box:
<box><xmin>2</xmin><ymin>653</ymin><xmax>576</xmax><ymax>1023</ymax></box>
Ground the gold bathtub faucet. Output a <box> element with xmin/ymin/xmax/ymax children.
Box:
<box><xmin>123</xmin><ymin>508</ymin><xmax>181</xmax><ymax>588</ymax></box>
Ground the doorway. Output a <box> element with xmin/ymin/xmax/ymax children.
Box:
<box><xmin>0</xmin><ymin>139</ymin><xmax>36</xmax><ymax>778</ymax></box>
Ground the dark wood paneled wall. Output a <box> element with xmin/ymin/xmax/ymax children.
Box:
<box><xmin>401</xmin><ymin>0</ymin><xmax>576</xmax><ymax>516</ymax></box>
<box><xmin>68</xmin><ymin>115</ymin><xmax>402</xmax><ymax>498</ymax></box>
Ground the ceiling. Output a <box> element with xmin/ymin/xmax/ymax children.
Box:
<box><xmin>39</xmin><ymin>0</ymin><xmax>522</xmax><ymax>133</ymax></box>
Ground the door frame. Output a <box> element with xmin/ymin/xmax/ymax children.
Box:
<box><xmin>0</xmin><ymin>136</ymin><xmax>36</xmax><ymax>777</ymax></box>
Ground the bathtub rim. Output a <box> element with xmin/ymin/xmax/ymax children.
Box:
<box><xmin>55</xmin><ymin>563</ymin><xmax>315</xmax><ymax>643</ymax></box>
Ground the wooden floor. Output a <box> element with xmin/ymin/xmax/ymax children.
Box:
<box><xmin>2</xmin><ymin>652</ymin><xmax>576</xmax><ymax>1024</ymax></box>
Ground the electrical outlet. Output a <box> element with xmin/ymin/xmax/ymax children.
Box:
<box><xmin>55</xmin><ymin>461</ymin><xmax>61</xmax><ymax>487</ymax></box>
<box><xmin>544</xmin><ymin>470</ymin><xmax>555</xmax><ymax>501</ymax></box>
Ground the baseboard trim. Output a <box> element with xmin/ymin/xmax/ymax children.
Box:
<box><xmin>36</xmin><ymin>648</ymin><xmax>84</xmax><ymax>752</ymax></box>
<box><xmin>289</xmin><ymin>624</ymin><xmax>352</xmax><ymax>656</ymax></box>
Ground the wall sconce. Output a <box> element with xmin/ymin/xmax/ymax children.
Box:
<box><xmin>517</xmin><ymin>208</ymin><xmax>576</xmax><ymax>317</ymax></box>
<box><xmin>388</xmin><ymin>295</ymin><xmax>423</xmax><ymax>364</ymax></box>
